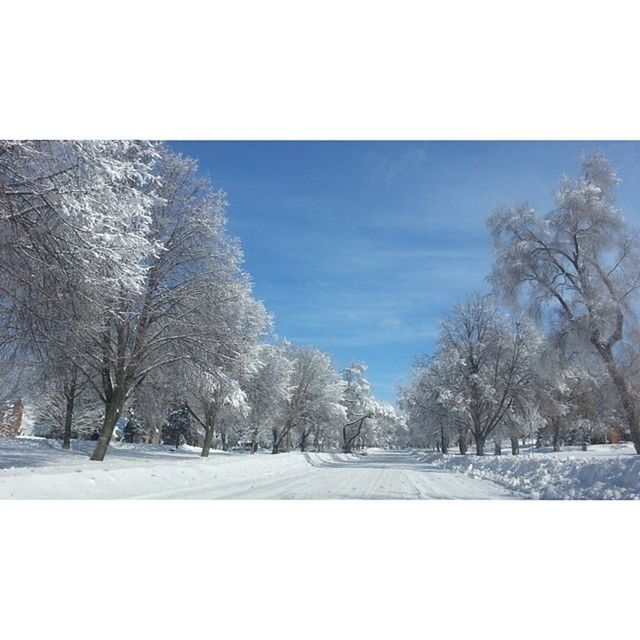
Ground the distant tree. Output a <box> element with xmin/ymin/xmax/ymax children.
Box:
<box><xmin>163</xmin><ymin>403</ymin><xmax>196</xmax><ymax>449</ymax></box>
<box><xmin>123</xmin><ymin>408</ymin><xmax>147</xmax><ymax>444</ymax></box>
<box><xmin>272</xmin><ymin>345</ymin><xmax>344</xmax><ymax>454</ymax></box>
<box><xmin>244</xmin><ymin>344</ymin><xmax>293</xmax><ymax>453</ymax></box>
<box><xmin>187</xmin><ymin>370</ymin><xmax>250</xmax><ymax>456</ymax></box>
<box><xmin>435</xmin><ymin>295</ymin><xmax>541</xmax><ymax>455</ymax></box>
<box><xmin>341</xmin><ymin>361</ymin><xmax>375</xmax><ymax>453</ymax></box>
<box><xmin>398</xmin><ymin>358</ymin><xmax>462</xmax><ymax>453</ymax></box>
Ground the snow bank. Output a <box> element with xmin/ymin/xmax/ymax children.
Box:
<box><xmin>418</xmin><ymin>447</ymin><xmax>640</xmax><ymax>499</ymax></box>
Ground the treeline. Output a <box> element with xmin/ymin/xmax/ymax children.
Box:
<box><xmin>0</xmin><ymin>141</ymin><xmax>405</xmax><ymax>460</ymax></box>
<box><xmin>400</xmin><ymin>153</ymin><xmax>640</xmax><ymax>456</ymax></box>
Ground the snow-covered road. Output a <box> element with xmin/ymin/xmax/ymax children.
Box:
<box><xmin>133</xmin><ymin>450</ymin><xmax>518</xmax><ymax>499</ymax></box>
<box><xmin>0</xmin><ymin>439</ymin><xmax>518</xmax><ymax>499</ymax></box>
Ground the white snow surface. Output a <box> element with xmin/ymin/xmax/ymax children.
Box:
<box><xmin>0</xmin><ymin>437</ymin><xmax>517</xmax><ymax>499</ymax></box>
<box><xmin>419</xmin><ymin>443</ymin><xmax>640</xmax><ymax>499</ymax></box>
<box><xmin>2</xmin><ymin>438</ymin><xmax>637</xmax><ymax>499</ymax></box>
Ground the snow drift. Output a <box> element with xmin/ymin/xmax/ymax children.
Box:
<box><xmin>419</xmin><ymin>445</ymin><xmax>640</xmax><ymax>499</ymax></box>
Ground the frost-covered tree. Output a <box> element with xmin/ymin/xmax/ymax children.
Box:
<box><xmin>39</xmin><ymin>362</ymin><xmax>90</xmax><ymax>449</ymax></box>
<box><xmin>127</xmin><ymin>367</ymin><xmax>176</xmax><ymax>444</ymax></box>
<box><xmin>366</xmin><ymin>401</ymin><xmax>405</xmax><ymax>449</ymax></box>
<box><xmin>163</xmin><ymin>402</ymin><xmax>197</xmax><ymax>448</ymax></box>
<box><xmin>340</xmin><ymin>361</ymin><xmax>375</xmax><ymax>452</ymax></box>
<box><xmin>35</xmin><ymin>379</ymin><xmax>103</xmax><ymax>443</ymax></box>
<box><xmin>272</xmin><ymin>345</ymin><xmax>345</xmax><ymax>454</ymax></box>
<box><xmin>434</xmin><ymin>295</ymin><xmax>541</xmax><ymax>455</ymax></box>
<box><xmin>399</xmin><ymin>356</ymin><xmax>470</xmax><ymax>454</ymax></box>
<box><xmin>85</xmin><ymin>148</ymin><xmax>268</xmax><ymax>460</ymax></box>
<box><xmin>0</xmin><ymin>140</ymin><xmax>159</xmax><ymax>449</ymax></box>
<box><xmin>123</xmin><ymin>407</ymin><xmax>148</xmax><ymax>444</ymax></box>
<box><xmin>0</xmin><ymin>140</ymin><xmax>159</xmax><ymax>296</ymax></box>
<box><xmin>243</xmin><ymin>344</ymin><xmax>293</xmax><ymax>453</ymax></box>
<box><xmin>338</xmin><ymin>362</ymin><xmax>405</xmax><ymax>451</ymax></box>
<box><xmin>187</xmin><ymin>369</ymin><xmax>250</xmax><ymax>456</ymax></box>
<box><xmin>1</xmin><ymin>142</ymin><xmax>269</xmax><ymax>460</ymax></box>
<box><xmin>489</xmin><ymin>153</ymin><xmax>640</xmax><ymax>453</ymax></box>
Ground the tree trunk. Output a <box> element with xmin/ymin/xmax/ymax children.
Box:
<box><xmin>90</xmin><ymin>391</ymin><xmax>126</xmax><ymax>461</ymax></box>
<box><xmin>62</xmin><ymin>390</ymin><xmax>75</xmax><ymax>451</ymax></box>
<box><xmin>342</xmin><ymin>423</ymin><xmax>351</xmax><ymax>453</ymax></box>
<box><xmin>342</xmin><ymin>416</ymin><xmax>369</xmax><ymax>453</ymax></box>
<box><xmin>250</xmin><ymin>438</ymin><xmax>257</xmax><ymax>454</ymax></box>
<box><xmin>581</xmin><ymin>429</ymin><xmax>589</xmax><ymax>451</ymax></box>
<box><xmin>494</xmin><ymin>439</ymin><xmax>502</xmax><ymax>456</ymax></box>
<box><xmin>62</xmin><ymin>367</ymin><xmax>78</xmax><ymax>450</ymax></box>
<box><xmin>510</xmin><ymin>435</ymin><xmax>520</xmax><ymax>455</ymax></box>
<box><xmin>149</xmin><ymin>425</ymin><xmax>161</xmax><ymax>444</ymax></box>
<box><xmin>201</xmin><ymin>425</ymin><xmax>215</xmax><ymax>457</ymax></box>
<box><xmin>596</xmin><ymin>346</ymin><xmax>640</xmax><ymax>454</ymax></box>
<box><xmin>440</xmin><ymin>424</ymin><xmax>448</xmax><ymax>454</ymax></box>
<box><xmin>474</xmin><ymin>434</ymin><xmax>486</xmax><ymax>456</ymax></box>
<box><xmin>221</xmin><ymin>431</ymin><xmax>228</xmax><ymax>451</ymax></box>
<box><xmin>300</xmin><ymin>431</ymin><xmax>308</xmax><ymax>452</ymax></box>
<box><xmin>458</xmin><ymin>435</ymin><xmax>468</xmax><ymax>455</ymax></box>
<box><xmin>272</xmin><ymin>427</ymin><xmax>281</xmax><ymax>454</ymax></box>
<box><xmin>552</xmin><ymin>419</ymin><xmax>561</xmax><ymax>452</ymax></box>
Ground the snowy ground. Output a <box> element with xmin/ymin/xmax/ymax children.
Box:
<box><xmin>2</xmin><ymin>437</ymin><xmax>638</xmax><ymax>499</ymax></box>
<box><xmin>0</xmin><ymin>437</ymin><xmax>517</xmax><ymax>499</ymax></box>
<box><xmin>420</xmin><ymin>443</ymin><xmax>640</xmax><ymax>499</ymax></box>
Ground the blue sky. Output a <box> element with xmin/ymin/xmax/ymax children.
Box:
<box><xmin>168</xmin><ymin>141</ymin><xmax>640</xmax><ymax>403</ymax></box>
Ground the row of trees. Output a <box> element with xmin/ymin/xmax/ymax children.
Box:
<box><xmin>123</xmin><ymin>350</ymin><xmax>406</xmax><ymax>454</ymax></box>
<box><xmin>400</xmin><ymin>153</ymin><xmax>640</xmax><ymax>455</ymax></box>
<box><xmin>0</xmin><ymin>141</ymin><xmax>405</xmax><ymax>460</ymax></box>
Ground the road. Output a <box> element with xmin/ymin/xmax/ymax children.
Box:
<box><xmin>133</xmin><ymin>449</ymin><xmax>518</xmax><ymax>499</ymax></box>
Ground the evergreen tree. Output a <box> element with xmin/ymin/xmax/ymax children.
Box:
<box><xmin>162</xmin><ymin>404</ymin><xmax>197</xmax><ymax>448</ymax></box>
<box><xmin>122</xmin><ymin>408</ymin><xmax>147</xmax><ymax>444</ymax></box>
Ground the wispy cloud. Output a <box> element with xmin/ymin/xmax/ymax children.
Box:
<box><xmin>362</xmin><ymin>147</ymin><xmax>429</xmax><ymax>185</ymax></box>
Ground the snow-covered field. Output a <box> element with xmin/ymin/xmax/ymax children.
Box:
<box><xmin>420</xmin><ymin>443</ymin><xmax>640</xmax><ymax>499</ymax></box>
<box><xmin>2</xmin><ymin>437</ymin><xmax>639</xmax><ymax>499</ymax></box>
<box><xmin>0</xmin><ymin>437</ymin><xmax>516</xmax><ymax>499</ymax></box>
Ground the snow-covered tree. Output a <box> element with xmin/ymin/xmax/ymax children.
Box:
<box><xmin>0</xmin><ymin>140</ymin><xmax>159</xmax><ymax>297</ymax></box>
<box><xmin>163</xmin><ymin>402</ymin><xmax>197</xmax><ymax>448</ymax></box>
<box><xmin>85</xmin><ymin>148</ymin><xmax>268</xmax><ymax>460</ymax></box>
<box><xmin>488</xmin><ymin>153</ymin><xmax>640</xmax><ymax>453</ymax></box>
<box><xmin>187</xmin><ymin>369</ymin><xmax>250</xmax><ymax>456</ymax></box>
<box><xmin>272</xmin><ymin>345</ymin><xmax>345</xmax><ymax>454</ymax></box>
<box><xmin>0</xmin><ymin>140</ymin><xmax>160</xmax><ymax>449</ymax></box>
<box><xmin>123</xmin><ymin>407</ymin><xmax>148</xmax><ymax>444</ymax></box>
<box><xmin>340</xmin><ymin>361</ymin><xmax>375</xmax><ymax>452</ymax></box>
<box><xmin>399</xmin><ymin>356</ymin><xmax>469</xmax><ymax>454</ymax></box>
<box><xmin>433</xmin><ymin>295</ymin><xmax>542</xmax><ymax>455</ymax></box>
<box><xmin>243</xmin><ymin>344</ymin><xmax>293</xmax><ymax>453</ymax></box>
<box><xmin>367</xmin><ymin>400</ymin><xmax>406</xmax><ymax>449</ymax></box>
